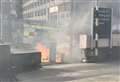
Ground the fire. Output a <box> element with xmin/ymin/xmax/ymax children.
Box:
<box><xmin>56</xmin><ymin>53</ymin><xmax>62</xmax><ymax>64</ymax></box>
<box><xmin>36</xmin><ymin>42</ymin><xmax>49</xmax><ymax>63</ymax></box>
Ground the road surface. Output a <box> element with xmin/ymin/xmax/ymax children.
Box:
<box><xmin>17</xmin><ymin>61</ymin><xmax>120</xmax><ymax>82</ymax></box>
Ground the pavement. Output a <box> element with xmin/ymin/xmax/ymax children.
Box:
<box><xmin>17</xmin><ymin>61</ymin><xmax>120</xmax><ymax>82</ymax></box>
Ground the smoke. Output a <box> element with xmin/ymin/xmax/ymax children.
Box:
<box><xmin>21</xmin><ymin>0</ymin><xmax>120</xmax><ymax>63</ymax></box>
<box><xmin>52</xmin><ymin>0</ymin><xmax>120</xmax><ymax>63</ymax></box>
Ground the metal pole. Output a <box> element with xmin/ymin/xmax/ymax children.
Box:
<box><xmin>0</xmin><ymin>0</ymin><xmax>3</xmax><ymax>41</ymax></box>
<box><xmin>69</xmin><ymin>0</ymin><xmax>74</xmax><ymax>56</ymax></box>
<box><xmin>95</xmin><ymin>0</ymin><xmax>99</xmax><ymax>56</ymax></box>
<box><xmin>96</xmin><ymin>0</ymin><xmax>99</xmax><ymax>7</ymax></box>
<box><xmin>110</xmin><ymin>8</ymin><xmax>113</xmax><ymax>49</ymax></box>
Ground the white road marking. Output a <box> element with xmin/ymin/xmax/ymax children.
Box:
<box><xmin>44</xmin><ymin>63</ymin><xmax>99</xmax><ymax>69</ymax></box>
<box><xmin>56</xmin><ymin>69</ymin><xmax>97</xmax><ymax>77</ymax></box>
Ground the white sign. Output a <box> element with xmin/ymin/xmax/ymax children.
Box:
<box><xmin>98</xmin><ymin>39</ymin><xmax>109</xmax><ymax>47</ymax></box>
<box><xmin>80</xmin><ymin>35</ymin><xmax>87</xmax><ymax>49</ymax></box>
<box><xmin>49</xmin><ymin>6</ymin><xmax>58</xmax><ymax>13</ymax></box>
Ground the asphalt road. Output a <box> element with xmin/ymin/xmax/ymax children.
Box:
<box><xmin>17</xmin><ymin>61</ymin><xmax>120</xmax><ymax>82</ymax></box>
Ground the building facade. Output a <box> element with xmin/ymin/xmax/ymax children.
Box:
<box><xmin>22</xmin><ymin>0</ymin><xmax>72</xmax><ymax>28</ymax></box>
<box><xmin>0</xmin><ymin>0</ymin><xmax>23</xmax><ymax>44</ymax></box>
<box><xmin>0</xmin><ymin>0</ymin><xmax>12</xmax><ymax>42</ymax></box>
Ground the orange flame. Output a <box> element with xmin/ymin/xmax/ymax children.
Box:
<box><xmin>36</xmin><ymin>42</ymin><xmax>49</xmax><ymax>63</ymax></box>
<box><xmin>56</xmin><ymin>53</ymin><xmax>62</xmax><ymax>64</ymax></box>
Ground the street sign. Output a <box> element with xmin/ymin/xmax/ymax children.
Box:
<box><xmin>93</xmin><ymin>7</ymin><xmax>112</xmax><ymax>39</ymax></box>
